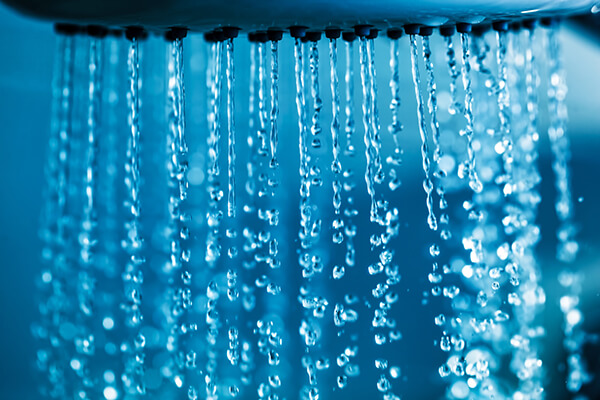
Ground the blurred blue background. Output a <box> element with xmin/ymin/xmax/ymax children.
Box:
<box><xmin>0</xmin><ymin>2</ymin><xmax>600</xmax><ymax>399</ymax></box>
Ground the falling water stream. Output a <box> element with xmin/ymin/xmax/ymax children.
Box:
<box><xmin>409</xmin><ymin>33</ymin><xmax>438</xmax><ymax>232</ymax></box>
<box><xmin>122</xmin><ymin>33</ymin><xmax>145</xmax><ymax>396</ymax></box>
<box><xmin>388</xmin><ymin>35</ymin><xmax>403</xmax><ymax>192</ymax></box>
<box><xmin>33</xmin><ymin>21</ymin><xmax>596</xmax><ymax>400</ymax></box>
<box><xmin>459</xmin><ymin>31</ymin><xmax>483</xmax><ymax>194</ymax></box>
<box><xmin>443</xmin><ymin>33</ymin><xmax>463</xmax><ymax>116</ymax></box>
<box><xmin>545</xmin><ymin>23</ymin><xmax>591</xmax><ymax>394</ymax></box>
<box><xmin>205</xmin><ymin>37</ymin><xmax>223</xmax><ymax>400</ymax></box>
<box><xmin>74</xmin><ymin>32</ymin><xmax>104</xmax><ymax>399</ymax></box>
<box><xmin>35</xmin><ymin>29</ymin><xmax>75</xmax><ymax>399</ymax></box>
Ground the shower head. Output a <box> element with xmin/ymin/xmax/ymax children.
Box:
<box><xmin>1</xmin><ymin>0</ymin><xmax>599</xmax><ymax>32</ymax></box>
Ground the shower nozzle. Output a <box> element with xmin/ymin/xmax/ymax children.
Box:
<box><xmin>1</xmin><ymin>0</ymin><xmax>598</xmax><ymax>33</ymax></box>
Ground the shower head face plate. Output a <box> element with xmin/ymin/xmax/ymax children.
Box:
<box><xmin>1</xmin><ymin>0</ymin><xmax>598</xmax><ymax>31</ymax></box>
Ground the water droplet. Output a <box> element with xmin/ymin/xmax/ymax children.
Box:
<box><xmin>333</xmin><ymin>265</ymin><xmax>345</xmax><ymax>280</ymax></box>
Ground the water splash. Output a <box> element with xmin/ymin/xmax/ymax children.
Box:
<box><xmin>121</xmin><ymin>34</ymin><xmax>146</xmax><ymax>396</ymax></box>
<box><xmin>409</xmin><ymin>34</ymin><xmax>437</xmax><ymax>231</ymax></box>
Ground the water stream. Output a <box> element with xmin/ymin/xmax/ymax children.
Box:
<box><xmin>33</xmin><ymin>23</ymin><xmax>594</xmax><ymax>400</ymax></box>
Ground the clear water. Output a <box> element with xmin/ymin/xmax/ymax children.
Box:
<box><xmin>33</xmin><ymin>23</ymin><xmax>595</xmax><ymax>400</ymax></box>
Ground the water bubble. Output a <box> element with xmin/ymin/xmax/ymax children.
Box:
<box><xmin>345</xmin><ymin>364</ymin><xmax>360</xmax><ymax>377</ymax></box>
<box><xmin>332</xmin><ymin>231</ymin><xmax>344</xmax><ymax>244</ymax></box>
<box><xmin>102</xmin><ymin>317</ymin><xmax>115</xmax><ymax>331</ymax></box>
<box><xmin>439</xmin><ymin>363</ymin><xmax>451</xmax><ymax>378</ymax></box>
<box><xmin>333</xmin><ymin>265</ymin><xmax>345</xmax><ymax>280</ymax></box>
<box><xmin>258</xmin><ymin>382</ymin><xmax>271</xmax><ymax>397</ymax></box>
<box><xmin>440</xmin><ymin>335</ymin><xmax>452</xmax><ymax>352</ymax></box>
<box><xmin>229</xmin><ymin>385</ymin><xmax>240</xmax><ymax>397</ymax></box>
<box><xmin>494</xmin><ymin>310</ymin><xmax>510</xmax><ymax>322</ymax></box>
<box><xmin>377</xmin><ymin>375</ymin><xmax>391</xmax><ymax>392</ymax></box>
<box><xmin>268</xmin><ymin>350</ymin><xmax>280</xmax><ymax>366</ymax></box>
<box><xmin>428</xmin><ymin>272</ymin><xmax>442</xmax><ymax>284</ymax></box>
<box><xmin>134</xmin><ymin>333</ymin><xmax>145</xmax><ymax>349</ymax></box>
<box><xmin>450</xmin><ymin>381</ymin><xmax>470</xmax><ymax>399</ymax></box>
<box><xmin>103</xmin><ymin>387</ymin><xmax>118</xmax><ymax>400</ymax></box>
<box><xmin>443</xmin><ymin>286</ymin><xmax>460</xmax><ymax>298</ymax></box>
<box><xmin>268</xmin><ymin>375</ymin><xmax>281</xmax><ymax>388</ymax></box>
<box><xmin>375</xmin><ymin>333</ymin><xmax>387</xmax><ymax>345</ymax></box>
<box><xmin>434</xmin><ymin>314</ymin><xmax>446</xmax><ymax>326</ymax></box>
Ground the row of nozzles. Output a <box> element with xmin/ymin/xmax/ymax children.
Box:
<box><xmin>54</xmin><ymin>18</ymin><xmax>561</xmax><ymax>43</ymax></box>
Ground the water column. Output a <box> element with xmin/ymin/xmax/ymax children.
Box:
<box><xmin>121</xmin><ymin>26</ymin><xmax>147</xmax><ymax>397</ymax></box>
<box><xmin>501</xmin><ymin>21</ymin><xmax>546</xmax><ymax>399</ymax></box>
<box><xmin>221</xmin><ymin>26</ymin><xmax>244</xmax><ymax>399</ymax></box>
<box><xmin>98</xmin><ymin>28</ymin><xmax>128</xmax><ymax>400</ymax></box>
<box><xmin>543</xmin><ymin>18</ymin><xmax>592</xmax><ymax>395</ymax></box>
<box><xmin>331</xmin><ymin>30</ymin><xmax>362</xmax><ymax>391</ymax></box>
<box><xmin>358</xmin><ymin>25</ymin><xmax>403</xmax><ymax>399</ymax></box>
<box><xmin>73</xmin><ymin>25</ymin><xmax>107</xmax><ymax>400</ymax></box>
<box><xmin>386</xmin><ymin>28</ymin><xmax>404</xmax><ymax>192</ymax></box>
<box><xmin>163</xmin><ymin>27</ymin><xmax>195</xmax><ymax>397</ymax></box>
<box><xmin>34</xmin><ymin>23</ymin><xmax>78</xmax><ymax>400</ymax></box>
<box><xmin>203</xmin><ymin>29</ymin><xmax>224</xmax><ymax>399</ymax></box>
